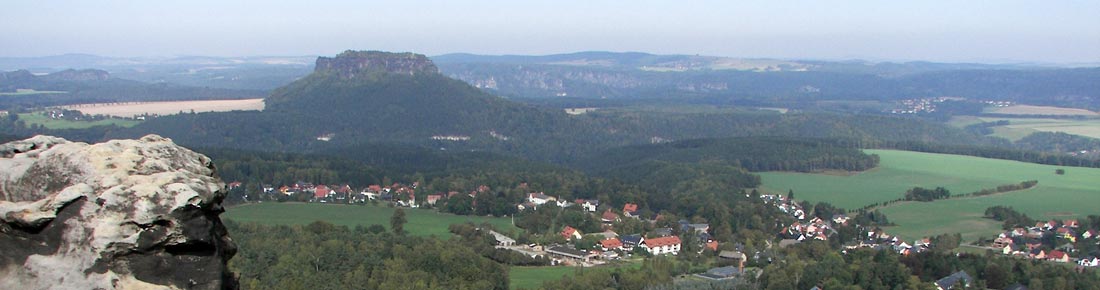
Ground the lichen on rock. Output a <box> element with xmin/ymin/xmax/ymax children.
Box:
<box><xmin>0</xmin><ymin>135</ymin><xmax>236</xmax><ymax>290</ymax></box>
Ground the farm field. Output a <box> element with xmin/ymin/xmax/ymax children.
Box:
<box><xmin>224</xmin><ymin>202</ymin><xmax>520</xmax><ymax>237</ymax></box>
<box><xmin>949</xmin><ymin>115</ymin><xmax>1100</xmax><ymax>141</ymax></box>
<box><xmin>17</xmin><ymin>112</ymin><xmax>141</xmax><ymax>129</ymax></box>
<box><xmin>987</xmin><ymin>105</ymin><xmax>1099</xmax><ymax>116</ymax></box>
<box><xmin>760</xmin><ymin>150</ymin><xmax>1100</xmax><ymax>241</ymax></box>
<box><xmin>60</xmin><ymin>98</ymin><xmax>265</xmax><ymax>118</ymax></box>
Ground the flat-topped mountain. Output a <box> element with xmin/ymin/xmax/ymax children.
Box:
<box><xmin>315</xmin><ymin>50</ymin><xmax>438</xmax><ymax>79</ymax></box>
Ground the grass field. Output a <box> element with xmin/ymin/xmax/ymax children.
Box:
<box><xmin>511</xmin><ymin>260</ymin><xmax>643</xmax><ymax>290</ymax></box>
<box><xmin>224</xmin><ymin>202</ymin><xmax>520</xmax><ymax>237</ymax></box>
<box><xmin>987</xmin><ymin>105</ymin><xmax>1099</xmax><ymax>116</ymax></box>
<box><xmin>510</xmin><ymin>266</ymin><xmax>578</xmax><ymax>289</ymax></box>
<box><xmin>760</xmin><ymin>150</ymin><xmax>1100</xmax><ymax>241</ymax></box>
<box><xmin>948</xmin><ymin>115</ymin><xmax>1100</xmax><ymax>141</ymax></box>
<box><xmin>60</xmin><ymin>98</ymin><xmax>265</xmax><ymax>117</ymax></box>
<box><xmin>17</xmin><ymin>113</ymin><xmax>142</xmax><ymax>129</ymax></box>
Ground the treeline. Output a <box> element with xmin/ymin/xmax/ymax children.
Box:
<box><xmin>1016</xmin><ymin>131</ymin><xmax>1100</xmax><ymax>155</ymax></box>
<box><xmin>583</xmin><ymin>137</ymin><xmax>880</xmax><ymax>173</ymax></box>
<box><xmin>905</xmin><ymin>187</ymin><xmax>951</xmax><ymax>202</ymax></box>
<box><xmin>964</xmin><ymin>120</ymin><xmax>1010</xmax><ymax>135</ymax></box>
<box><xmin>960</xmin><ymin>180</ymin><xmax>1038</xmax><ymax>198</ymax></box>
<box><xmin>874</xmin><ymin>140</ymin><xmax>1100</xmax><ymax>168</ymax></box>
<box><xmin>985</xmin><ymin>206</ymin><xmax>1035</xmax><ymax>229</ymax></box>
<box><xmin>227</xmin><ymin>220</ymin><xmax>509</xmax><ymax>290</ymax></box>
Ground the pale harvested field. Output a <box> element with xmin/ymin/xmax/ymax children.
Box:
<box><xmin>988</xmin><ymin>105</ymin><xmax>1099</xmax><ymax>116</ymax></box>
<box><xmin>61</xmin><ymin>98</ymin><xmax>265</xmax><ymax>117</ymax></box>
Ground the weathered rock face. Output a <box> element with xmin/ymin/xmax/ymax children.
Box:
<box><xmin>315</xmin><ymin>50</ymin><xmax>439</xmax><ymax>79</ymax></box>
<box><xmin>0</xmin><ymin>135</ymin><xmax>236</xmax><ymax>290</ymax></box>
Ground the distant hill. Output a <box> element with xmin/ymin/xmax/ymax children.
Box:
<box><xmin>0</xmin><ymin>50</ymin><xmax>1012</xmax><ymax>167</ymax></box>
<box><xmin>0</xmin><ymin>69</ymin><xmax>263</xmax><ymax>109</ymax></box>
<box><xmin>435</xmin><ymin>52</ymin><xmax>1100</xmax><ymax>110</ymax></box>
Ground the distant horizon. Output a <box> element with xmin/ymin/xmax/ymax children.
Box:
<box><xmin>3</xmin><ymin>1</ymin><xmax>1097</xmax><ymax>65</ymax></box>
<box><xmin>3</xmin><ymin>50</ymin><xmax>1098</xmax><ymax>67</ymax></box>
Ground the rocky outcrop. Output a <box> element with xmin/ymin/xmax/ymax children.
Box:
<box><xmin>315</xmin><ymin>50</ymin><xmax>438</xmax><ymax>79</ymax></box>
<box><xmin>0</xmin><ymin>135</ymin><xmax>236</xmax><ymax>290</ymax></box>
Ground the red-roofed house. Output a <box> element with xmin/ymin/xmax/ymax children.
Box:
<box><xmin>1064</xmin><ymin>219</ymin><xmax>1079</xmax><ymax>228</ymax></box>
<box><xmin>367</xmin><ymin>185</ymin><xmax>382</xmax><ymax>193</ymax></box>
<box><xmin>706</xmin><ymin>241</ymin><xmax>719</xmax><ymax>251</ymax></box>
<box><xmin>227</xmin><ymin>181</ymin><xmax>243</xmax><ymax>189</ymax></box>
<box><xmin>426</xmin><ymin>194</ymin><xmax>443</xmax><ymax>205</ymax></box>
<box><xmin>600</xmin><ymin>238</ymin><xmax>623</xmax><ymax>251</ymax></box>
<box><xmin>1048</xmin><ymin>250</ymin><xmax>1070</xmax><ymax>263</ymax></box>
<box><xmin>642</xmin><ymin>236</ymin><xmax>682</xmax><ymax>255</ymax></box>
<box><xmin>623</xmin><ymin>203</ymin><xmax>639</xmax><ymax>217</ymax></box>
<box><xmin>314</xmin><ymin>185</ymin><xmax>331</xmax><ymax>199</ymax></box>
<box><xmin>601</xmin><ymin>210</ymin><xmax>620</xmax><ymax>224</ymax></box>
<box><xmin>562</xmin><ymin>226</ymin><xmax>582</xmax><ymax>240</ymax></box>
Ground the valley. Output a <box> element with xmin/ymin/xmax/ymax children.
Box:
<box><xmin>4</xmin><ymin>50</ymin><xmax>1100</xmax><ymax>290</ymax></box>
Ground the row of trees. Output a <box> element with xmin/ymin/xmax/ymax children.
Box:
<box><xmin>227</xmin><ymin>218</ymin><xmax>509</xmax><ymax>290</ymax></box>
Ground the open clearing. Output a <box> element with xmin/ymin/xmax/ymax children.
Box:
<box><xmin>224</xmin><ymin>202</ymin><xmax>519</xmax><ymax>237</ymax></box>
<box><xmin>60</xmin><ymin>98</ymin><xmax>265</xmax><ymax>117</ymax></box>
<box><xmin>511</xmin><ymin>266</ymin><xmax>578</xmax><ymax>289</ymax></box>
<box><xmin>760</xmin><ymin>150</ymin><xmax>1100</xmax><ymax>241</ymax></box>
<box><xmin>511</xmin><ymin>261</ymin><xmax>642</xmax><ymax>289</ymax></box>
<box><xmin>987</xmin><ymin>105</ymin><xmax>1099</xmax><ymax>116</ymax></box>
<box><xmin>0</xmin><ymin>89</ymin><xmax>67</xmax><ymax>96</ymax></box>
<box><xmin>17</xmin><ymin>113</ymin><xmax>141</xmax><ymax>129</ymax></box>
<box><xmin>948</xmin><ymin>115</ymin><xmax>1100</xmax><ymax>141</ymax></box>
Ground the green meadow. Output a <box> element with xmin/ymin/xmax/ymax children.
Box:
<box><xmin>760</xmin><ymin>149</ymin><xmax>1100</xmax><ymax>241</ymax></box>
<box><xmin>511</xmin><ymin>261</ymin><xmax>643</xmax><ymax>290</ymax></box>
<box><xmin>224</xmin><ymin>202</ymin><xmax>520</xmax><ymax>237</ymax></box>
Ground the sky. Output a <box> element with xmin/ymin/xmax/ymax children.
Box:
<box><xmin>2</xmin><ymin>1</ymin><xmax>1098</xmax><ymax>64</ymax></box>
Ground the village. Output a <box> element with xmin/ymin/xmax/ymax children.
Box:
<box><xmin>231</xmin><ymin>179</ymin><xmax>1099</xmax><ymax>286</ymax></box>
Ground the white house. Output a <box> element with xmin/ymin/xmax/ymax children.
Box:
<box><xmin>642</xmin><ymin>236</ymin><xmax>682</xmax><ymax>255</ymax></box>
<box><xmin>527</xmin><ymin>192</ymin><xmax>554</xmax><ymax>205</ymax></box>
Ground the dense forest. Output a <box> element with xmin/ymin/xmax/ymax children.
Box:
<box><xmin>227</xmin><ymin>220</ymin><xmax>509</xmax><ymax>290</ymax></box>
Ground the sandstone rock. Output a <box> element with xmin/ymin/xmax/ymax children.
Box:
<box><xmin>315</xmin><ymin>50</ymin><xmax>439</xmax><ymax>79</ymax></box>
<box><xmin>0</xmin><ymin>135</ymin><xmax>236</xmax><ymax>290</ymax></box>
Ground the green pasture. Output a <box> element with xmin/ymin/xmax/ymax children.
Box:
<box><xmin>948</xmin><ymin>116</ymin><xmax>1100</xmax><ymax>141</ymax></box>
<box><xmin>511</xmin><ymin>260</ymin><xmax>643</xmax><ymax>290</ymax></box>
<box><xmin>224</xmin><ymin>202</ymin><xmax>520</xmax><ymax>237</ymax></box>
<box><xmin>17</xmin><ymin>113</ymin><xmax>141</xmax><ymax>129</ymax></box>
<box><xmin>761</xmin><ymin>150</ymin><xmax>1100</xmax><ymax>241</ymax></box>
<box><xmin>511</xmin><ymin>266</ymin><xmax>578</xmax><ymax>290</ymax></box>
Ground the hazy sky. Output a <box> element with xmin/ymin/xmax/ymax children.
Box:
<box><xmin>3</xmin><ymin>1</ymin><xmax>1098</xmax><ymax>63</ymax></box>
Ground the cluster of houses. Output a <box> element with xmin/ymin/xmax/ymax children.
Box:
<box><xmin>846</xmin><ymin>228</ymin><xmax>935</xmax><ymax>256</ymax></box>
<box><xmin>759</xmin><ymin>194</ymin><xmax>845</xmax><ymax>242</ymax></box>
<box><xmin>513</xmin><ymin>200</ymin><xmax>724</xmax><ymax>267</ymax></box>
<box><xmin>259</xmin><ymin>181</ymin><xmax>501</xmax><ymax>208</ymax></box>
<box><xmin>986</xmin><ymin>219</ymin><xmax>1100</xmax><ymax>267</ymax></box>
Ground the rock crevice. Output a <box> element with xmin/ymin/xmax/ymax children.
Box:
<box><xmin>0</xmin><ymin>135</ymin><xmax>236</xmax><ymax>290</ymax></box>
